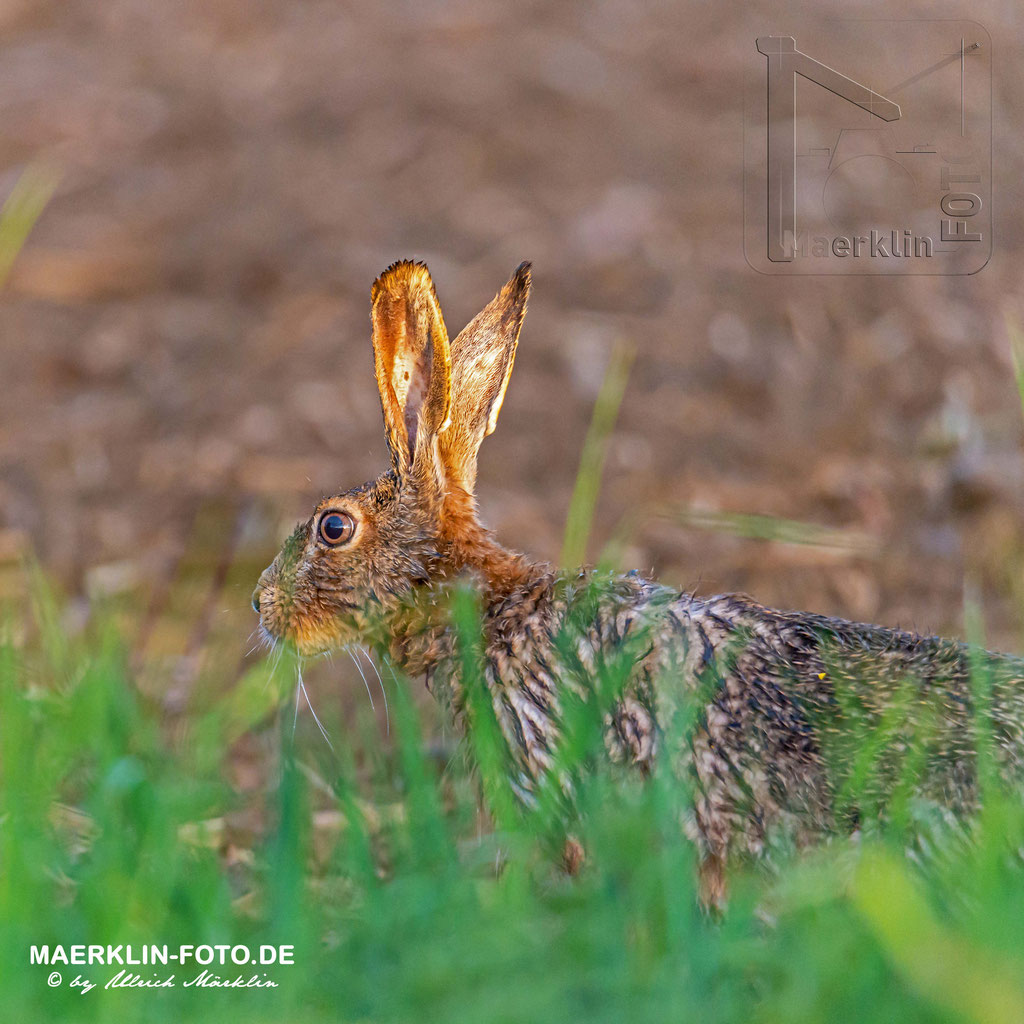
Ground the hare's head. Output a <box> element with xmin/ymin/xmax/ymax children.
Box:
<box><xmin>253</xmin><ymin>260</ymin><xmax>531</xmax><ymax>656</ymax></box>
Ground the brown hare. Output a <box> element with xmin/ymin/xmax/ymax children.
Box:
<box><xmin>253</xmin><ymin>260</ymin><xmax>1024</xmax><ymax>903</ymax></box>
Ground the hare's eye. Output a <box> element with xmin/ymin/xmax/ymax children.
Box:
<box><xmin>319</xmin><ymin>512</ymin><xmax>356</xmax><ymax>546</ymax></box>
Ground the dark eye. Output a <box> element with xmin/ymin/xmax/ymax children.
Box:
<box><xmin>318</xmin><ymin>511</ymin><xmax>356</xmax><ymax>546</ymax></box>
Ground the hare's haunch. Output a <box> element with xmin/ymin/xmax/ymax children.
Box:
<box><xmin>254</xmin><ymin>260</ymin><xmax>1024</xmax><ymax>901</ymax></box>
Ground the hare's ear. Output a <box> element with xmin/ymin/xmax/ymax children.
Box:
<box><xmin>439</xmin><ymin>262</ymin><xmax>530</xmax><ymax>494</ymax></box>
<box><xmin>371</xmin><ymin>261</ymin><xmax>452</xmax><ymax>475</ymax></box>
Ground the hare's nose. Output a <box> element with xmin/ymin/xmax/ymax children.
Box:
<box><xmin>251</xmin><ymin>587</ymin><xmax>263</xmax><ymax>614</ymax></box>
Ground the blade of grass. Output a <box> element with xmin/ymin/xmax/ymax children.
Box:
<box><xmin>1006</xmin><ymin>310</ymin><xmax>1024</xmax><ymax>422</ymax></box>
<box><xmin>0</xmin><ymin>163</ymin><xmax>59</xmax><ymax>289</ymax></box>
<box><xmin>560</xmin><ymin>342</ymin><xmax>634</xmax><ymax>568</ymax></box>
<box><xmin>656</xmin><ymin>506</ymin><xmax>878</xmax><ymax>554</ymax></box>
<box><xmin>451</xmin><ymin>585</ymin><xmax>520</xmax><ymax>836</ymax></box>
<box><xmin>854</xmin><ymin>848</ymin><xmax>1024</xmax><ymax>1024</ymax></box>
<box><xmin>963</xmin><ymin>579</ymin><xmax>997</xmax><ymax>802</ymax></box>
<box><xmin>600</xmin><ymin>498</ymin><xmax>877</xmax><ymax>571</ymax></box>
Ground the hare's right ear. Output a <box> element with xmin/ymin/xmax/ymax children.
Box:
<box><xmin>439</xmin><ymin>262</ymin><xmax>531</xmax><ymax>495</ymax></box>
<box><xmin>371</xmin><ymin>261</ymin><xmax>452</xmax><ymax>477</ymax></box>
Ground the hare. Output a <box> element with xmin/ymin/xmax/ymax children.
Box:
<box><xmin>253</xmin><ymin>259</ymin><xmax>1024</xmax><ymax>903</ymax></box>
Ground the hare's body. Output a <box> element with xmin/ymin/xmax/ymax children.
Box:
<box><xmin>381</xmin><ymin>553</ymin><xmax>1024</xmax><ymax>899</ymax></box>
<box><xmin>255</xmin><ymin>260</ymin><xmax>1024</xmax><ymax>900</ymax></box>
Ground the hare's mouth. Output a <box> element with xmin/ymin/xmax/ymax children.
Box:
<box><xmin>290</xmin><ymin>607</ymin><xmax>362</xmax><ymax>658</ymax></box>
<box><xmin>257</xmin><ymin>616</ymin><xmax>351</xmax><ymax>659</ymax></box>
<box><xmin>291</xmin><ymin>626</ymin><xmax>354</xmax><ymax>658</ymax></box>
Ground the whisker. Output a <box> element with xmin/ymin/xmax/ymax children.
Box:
<box><xmin>346</xmin><ymin>645</ymin><xmax>376</xmax><ymax>713</ymax></box>
<box><xmin>264</xmin><ymin>640</ymin><xmax>284</xmax><ymax>693</ymax></box>
<box><xmin>253</xmin><ymin>623</ymin><xmax>275</xmax><ymax>654</ymax></box>
<box><xmin>358</xmin><ymin>646</ymin><xmax>389</xmax><ymax>736</ymax></box>
<box><xmin>381</xmin><ymin>653</ymin><xmax>400</xmax><ymax>687</ymax></box>
<box><xmin>298</xmin><ymin>661</ymin><xmax>335</xmax><ymax>752</ymax></box>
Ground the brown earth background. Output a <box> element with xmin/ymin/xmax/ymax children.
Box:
<box><xmin>1</xmin><ymin>0</ymin><xmax>1023</xmax><ymax>746</ymax></box>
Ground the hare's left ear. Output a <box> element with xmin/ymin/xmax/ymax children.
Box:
<box><xmin>439</xmin><ymin>262</ymin><xmax>530</xmax><ymax>495</ymax></box>
<box><xmin>371</xmin><ymin>261</ymin><xmax>452</xmax><ymax>477</ymax></box>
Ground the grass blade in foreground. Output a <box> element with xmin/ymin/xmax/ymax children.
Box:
<box><xmin>560</xmin><ymin>342</ymin><xmax>634</xmax><ymax>569</ymax></box>
<box><xmin>0</xmin><ymin>163</ymin><xmax>59</xmax><ymax>289</ymax></box>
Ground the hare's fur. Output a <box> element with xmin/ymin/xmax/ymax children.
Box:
<box><xmin>255</xmin><ymin>260</ymin><xmax>1024</xmax><ymax>901</ymax></box>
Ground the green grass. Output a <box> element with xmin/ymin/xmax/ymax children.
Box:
<box><xmin>561</xmin><ymin>341</ymin><xmax>634</xmax><ymax>568</ymax></box>
<box><xmin>1006</xmin><ymin>311</ymin><xmax>1024</xmax><ymax>422</ymax></box>
<box><xmin>6</xmin><ymin>575</ymin><xmax>1024</xmax><ymax>1024</ymax></box>
<box><xmin>0</xmin><ymin>163</ymin><xmax>59</xmax><ymax>288</ymax></box>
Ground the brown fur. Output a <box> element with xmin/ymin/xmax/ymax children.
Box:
<box><xmin>255</xmin><ymin>260</ymin><xmax>1024</xmax><ymax>905</ymax></box>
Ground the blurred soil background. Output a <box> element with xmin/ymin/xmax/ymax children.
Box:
<box><xmin>1</xmin><ymin>0</ymin><xmax>1024</xmax><ymax>752</ymax></box>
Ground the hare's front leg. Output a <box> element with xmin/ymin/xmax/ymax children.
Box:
<box><xmin>688</xmin><ymin>678</ymin><xmax>834</xmax><ymax>908</ymax></box>
<box><xmin>689</xmin><ymin>721</ymin><xmax>748</xmax><ymax>910</ymax></box>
